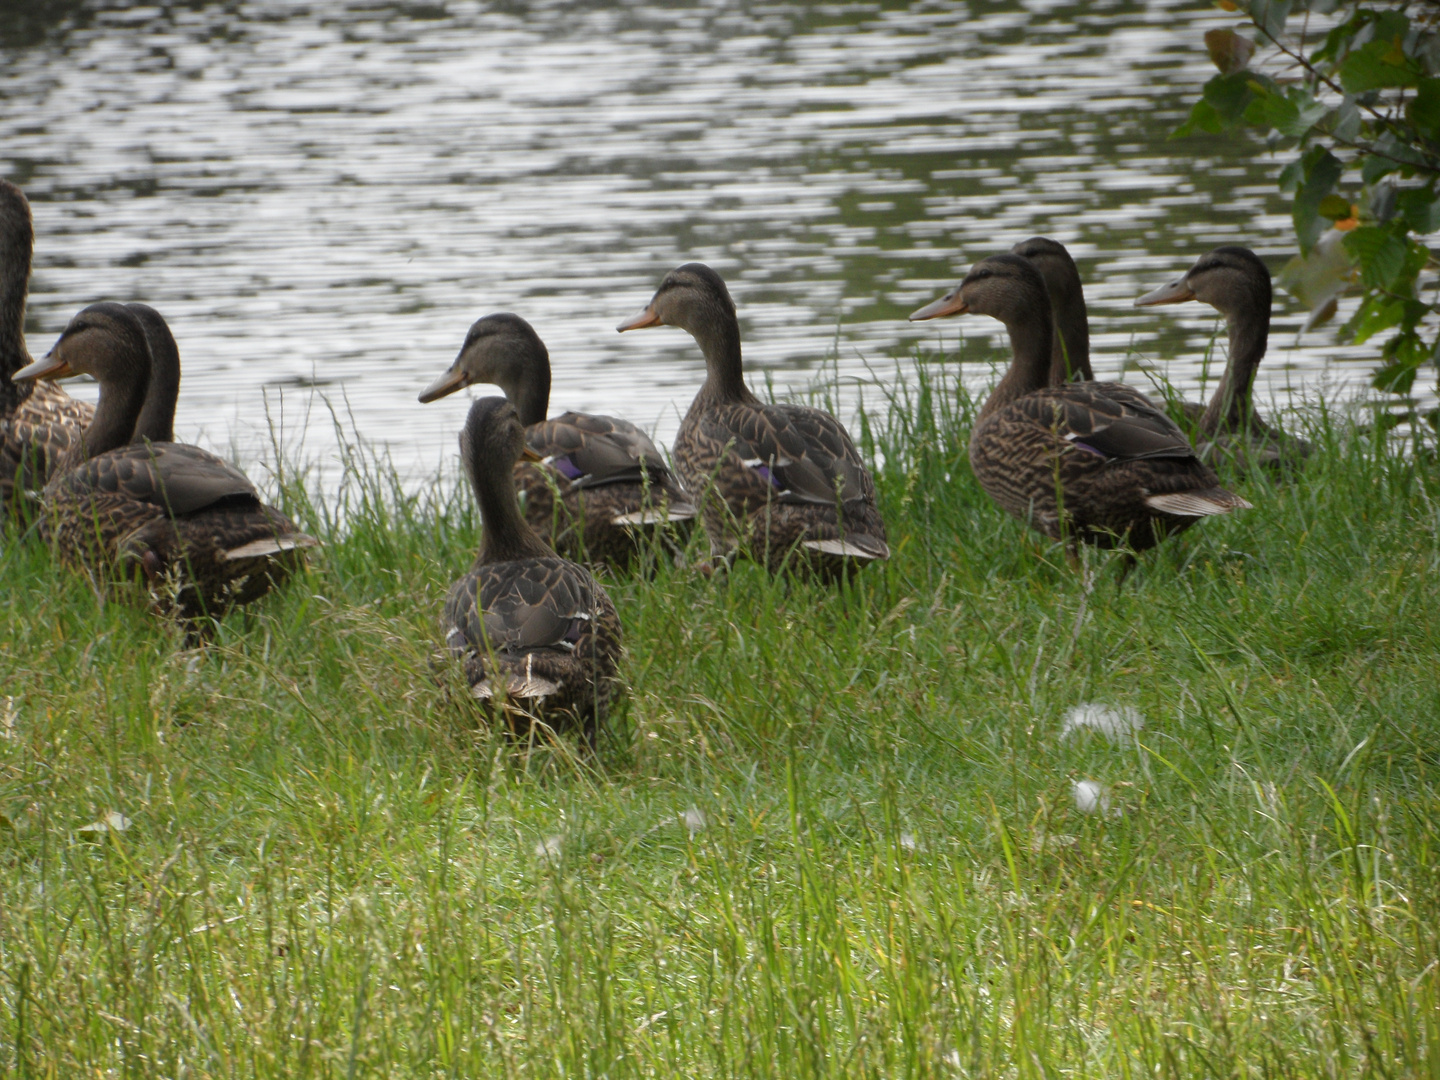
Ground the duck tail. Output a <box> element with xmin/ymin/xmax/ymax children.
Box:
<box><xmin>220</xmin><ymin>533</ymin><xmax>321</xmax><ymax>561</ymax></box>
<box><xmin>1144</xmin><ymin>488</ymin><xmax>1252</xmax><ymax>517</ymax></box>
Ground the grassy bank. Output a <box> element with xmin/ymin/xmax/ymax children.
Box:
<box><xmin>1</xmin><ymin>359</ymin><xmax>1437</xmax><ymax>1078</ymax></box>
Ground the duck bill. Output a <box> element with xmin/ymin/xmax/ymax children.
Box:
<box><xmin>520</xmin><ymin>446</ymin><xmax>543</xmax><ymax>463</ymax></box>
<box><xmin>11</xmin><ymin>352</ymin><xmax>73</xmax><ymax>382</ymax></box>
<box><xmin>1134</xmin><ymin>277</ymin><xmax>1195</xmax><ymax>307</ymax></box>
<box><xmin>908</xmin><ymin>290</ymin><xmax>968</xmax><ymax>321</ymax></box>
<box><xmin>418</xmin><ymin>366</ymin><xmax>470</xmax><ymax>403</ymax></box>
<box><xmin>616</xmin><ymin>305</ymin><xmax>662</xmax><ymax>332</ymax></box>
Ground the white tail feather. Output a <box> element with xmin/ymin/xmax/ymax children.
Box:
<box><xmin>803</xmin><ymin>537</ymin><xmax>889</xmax><ymax>560</ymax></box>
<box><xmin>612</xmin><ymin>507</ymin><xmax>696</xmax><ymax>526</ymax></box>
<box><xmin>1144</xmin><ymin>492</ymin><xmax>1252</xmax><ymax>517</ymax></box>
<box><xmin>471</xmin><ymin>674</ymin><xmax>560</xmax><ymax>701</ymax></box>
<box><xmin>221</xmin><ymin>534</ymin><xmax>321</xmax><ymax>561</ymax></box>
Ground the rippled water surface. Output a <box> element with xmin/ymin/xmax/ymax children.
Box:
<box><xmin>0</xmin><ymin>0</ymin><xmax>1394</xmax><ymax>492</ymax></box>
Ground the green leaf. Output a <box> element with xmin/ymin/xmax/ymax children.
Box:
<box><xmin>1362</xmin><ymin>148</ymin><xmax>1402</xmax><ymax>184</ymax></box>
<box><xmin>1329</xmin><ymin>96</ymin><xmax>1361</xmax><ymax>142</ymax></box>
<box><xmin>1396</xmin><ymin>186</ymin><xmax>1440</xmax><ymax>233</ymax></box>
<box><xmin>1408</xmin><ymin>78</ymin><xmax>1440</xmax><ymax>139</ymax></box>
<box><xmin>1205</xmin><ymin>28</ymin><xmax>1255</xmax><ymax>74</ymax></box>
<box><xmin>1343</xmin><ymin>225</ymin><xmax>1408</xmax><ymax>289</ymax></box>
<box><xmin>1345</xmin><ymin>292</ymin><xmax>1407</xmax><ymax>344</ymax></box>
<box><xmin>1250</xmin><ymin>0</ymin><xmax>1291</xmax><ymax>40</ymax></box>
<box><xmin>1372</xmin><ymin>356</ymin><xmax>1420</xmax><ymax>394</ymax></box>
<box><xmin>1278</xmin><ymin>158</ymin><xmax>1304</xmax><ymax>195</ymax></box>
<box><xmin>1317</xmin><ymin>193</ymin><xmax>1353</xmax><ymax>220</ymax></box>
<box><xmin>1293</xmin><ymin>146</ymin><xmax>1343</xmax><ymax>253</ymax></box>
<box><xmin>1279</xmin><ymin>230</ymin><xmax>1355</xmax><ymax>328</ymax></box>
<box><xmin>1175</xmin><ymin>71</ymin><xmax>1270</xmax><ymax>137</ymax></box>
<box><xmin>1339</xmin><ymin>14</ymin><xmax>1421</xmax><ymax>92</ymax></box>
<box><xmin>1251</xmin><ymin>85</ymin><xmax>1327</xmax><ymax>138</ymax></box>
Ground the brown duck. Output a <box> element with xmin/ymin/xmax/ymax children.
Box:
<box><xmin>618</xmin><ymin>263</ymin><xmax>889</xmax><ymax>576</ymax></box>
<box><xmin>0</xmin><ymin>178</ymin><xmax>94</xmax><ymax>511</ymax></box>
<box><xmin>1136</xmin><ymin>245</ymin><xmax>1310</xmax><ymax>472</ymax></box>
<box><xmin>1011</xmin><ymin>237</ymin><xmax>1095</xmax><ymax>383</ymax></box>
<box><xmin>910</xmin><ymin>253</ymin><xmax>1250</xmax><ymax>554</ymax></box>
<box><xmin>420</xmin><ymin>312</ymin><xmax>695</xmax><ymax>568</ymax></box>
<box><xmin>14</xmin><ymin>302</ymin><xmax>317</xmax><ymax>620</ymax></box>
<box><xmin>443</xmin><ymin>395</ymin><xmax>622</xmax><ymax>736</ymax></box>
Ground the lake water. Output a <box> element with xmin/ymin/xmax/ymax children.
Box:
<box><xmin>0</xmin><ymin>0</ymin><xmax>1405</xmax><ymax>496</ymax></box>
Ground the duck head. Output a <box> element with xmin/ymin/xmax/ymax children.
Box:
<box><xmin>14</xmin><ymin>301</ymin><xmax>150</xmax><ymax>388</ymax></box>
<box><xmin>419</xmin><ymin>312</ymin><xmax>551</xmax><ymax>414</ymax></box>
<box><xmin>616</xmin><ymin>263</ymin><xmax>736</xmax><ymax>336</ymax></box>
<box><xmin>1134</xmin><ymin>246</ymin><xmax>1272</xmax><ymax>318</ymax></box>
<box><xmin>908</xmin><ymin>253</ymin><xmax>1050</xmax><ymax>325</ymax></box>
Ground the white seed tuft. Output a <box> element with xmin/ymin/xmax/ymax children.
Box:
<box><xmin>1061</xmin><ymin>702</ymin><xmax>1145</xmax><ymax>745</ymax></box>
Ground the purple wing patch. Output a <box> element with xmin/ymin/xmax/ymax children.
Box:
<box><xmin>744</xmin><ymin>457</ymin><xmax>784</xmax><ymax>488</ymax></box>
<box><xmin>1070</xmin><ymin>441</ymin><xmax>1106</xmax><ymax>457</ymax></box>
<box><xmin>549</xmin><ymin>455</ymin><xmax>585</xmax><ymax>481</ymax></box>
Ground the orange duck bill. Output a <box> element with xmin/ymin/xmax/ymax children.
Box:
<box><xmin>418</xmin><ymin>365</ymin><xmax>471</xmax><ymax>403</ymax></box>
<box><xmin>908</xmin><ymin>288</ymin><xmax>968</xmax><ymax>321</ymax></box>
<box><xmin>1133</xmin><ymin>276</ymin><xmax>1196</xmax><ymax>306</ymax></box>
<box><xmin>11</xmin><ymin>351</ymin><xmax>74</xmax><ymax>382</ymax></box>
<box><xmin>616</xmin><ymin>304</ymin><xmax>662</xmax><ymax>332</ymax></box>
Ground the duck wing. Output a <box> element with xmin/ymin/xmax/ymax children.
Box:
<box><xmin>530</xmin><ymin>412</ymin><xmax>686</xmax><ymax>499</ymax></box>
<box><xmin>53</xmin><ymin>442</ymin><xmax>259</xmax><ymax>516</ymax></box>
<box><xmin>706</xmin><ymin>401</ymin><xmax>868</xmax><ymax>506</ymax></box>
<box><xmin>447</xmin><ymin>556</ymin><xmax>603</xmax><ymax>657</ymax></box>
<box><xmin>1025</xmin><ymin>382</ymin><xmax>1200</xmax><ymax>463</ymax></box>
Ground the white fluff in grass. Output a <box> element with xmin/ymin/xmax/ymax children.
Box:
<box><xmin>77</xmin><ymin>812</ymin><xmax>131</xmax><ymax>835</ymax></box>
<box><xmin>1073</xmin><ymin>780</ymin><xmax>1111</xmax><ymax>816</ymax></box>
<box><xmin>899</xmin><ymin>832</ymin><xmax>918</xmax><ymax>851</ymax></box>
<box><xmin>534</xmin><ymin>835</ymin><xmax>563</xmax><ymax>863</ymax></box>
<box><xmin>1061</xmin><ymin>702</ymin><xmax>1145</xmax><ymax>745</ymax></box>
<box><xmin>680</xmin><ymin>808</ymin><xmax>706</xmax><ymax>836</ymax></box>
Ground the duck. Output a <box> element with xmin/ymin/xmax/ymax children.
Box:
<box><xmin>420</xmin><ymin>312</ymin><xmax>695</xmax><ymax>569</ymax></box>
<box><xmin>1010</xmin><ymin>237</ymin><xmax>1095</xmax><ymax>383</ymax></box>
<box><xmin>13</xmin><ymin>302</ymin><xmax>317</xmax><ymax>621</ymax></box>
<box><xmin>0</xmin><ymin>178</ymin><xmax>94</xmax><ymax>511</ymax></box>
<box><xmin>910</xmin><ymin>253</ymin><xmax>1250</xmax><ymax>555</ymax></box>
<box><xmin>617</xmin><ymin>263</ymin><xmax>889</xmax><ymax>576</ymax></box>
<box><xmin>1136</xmin><ymin>245</ymin><xmax>1310</xmax><ymax>472</ymax></box>
<box><xmin>442</xmin><ymin>395</ymin><xmax>623</xmax><ymax>736</ymax></box>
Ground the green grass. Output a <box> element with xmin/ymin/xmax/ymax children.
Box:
<box><xmin>1</xmin><ymin>358</ymin><xmax>1437</xmax><ymax>1078</ymax></box>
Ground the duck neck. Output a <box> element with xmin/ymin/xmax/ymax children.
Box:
<box><xmin>0</xmin><ymin>212</ymin><xmax>33</xmax><ymax>408</ymax></box>
<box><xmin>473</xmin><ymin>459</ymin><xmax>552</xmax><ymax>563</ymax></box>
<box><xmin>507</xmin><ymin>366</ymin><xmax>550</xmax><ymax>428</ymax></box>
<box><xmin>1199</xmin><ymin>300</ymin><xmax>1268</xmax><ymax>434</ymax></box>
<box><xmin>133</xmin><ymin>339</ymin><xmax>179</xmax><ymax>445</ymax></box>
<box><xmin>69</xmin><ymin>373</ymin><xmax>146</xmax><ymax>467</ymax></box>
<box><xmin>689</xmin><ymin>308</ymin><xmax>758</xmax><ymax>406</ymax></box>
<box><xmin>981</xmin><ymin>310</ymin><xmax>1054</xmax><ymax>420</ymax></box>
<box><xmin>1048</xmin><ymin>282</ymin><xmax>1092</xmax><ymax>384</ymax></box>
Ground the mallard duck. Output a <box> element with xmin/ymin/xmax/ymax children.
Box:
<box><xmin>13</xmin><ymin>302</ymin><xmax>316</xmax><ymax>620</ymax></box>
<box><xmin>617</xmin><ymin>263</ymin><xmax>889</xmax><ymax>576</ymax></box>
<box><xmin>910</xmin><ymin>254</ymin><xmax>1250</xmax><ymax>554</ymax></box>
<box><xmin>442</xmin><ymin>395</ymin><xmax>622</xmax><ymax>735</ymax></box>
<box><xmin>420</xmin><ymin>312</ymin><xmax>695</xmax><ymax>569</ymax></box>
<box><xmin>0</xmin><ymin>179</ymin><xmax>94</xmax><ymax>510</ymax></box>
<box><xmin>1010</xmin><ymin>237</ymin><xmax>1095</xmax><ymax>383</ymax></box>
<box><xmin>1136</xmin><ymin>245</ymin><xmax>1310</xmax><ymax>472</ymax></box>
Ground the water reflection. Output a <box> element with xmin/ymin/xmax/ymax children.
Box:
<box><xmin>1</xmin><ymin>0</ymin><xmax>1401</xmax><ymax>494</ymax></box>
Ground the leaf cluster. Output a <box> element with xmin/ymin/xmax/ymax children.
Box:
<box><xmin>1180</xmin><ymin>0</ymin><xmax>1440</xmax><ymax>395</ymax></box>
